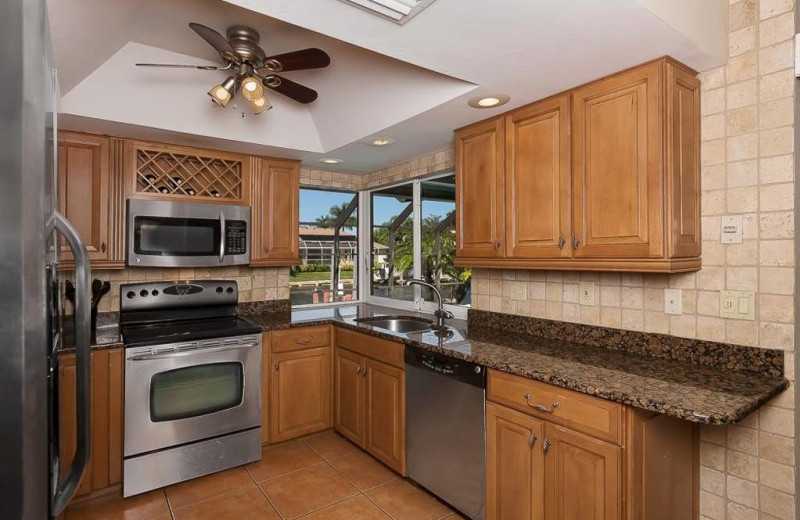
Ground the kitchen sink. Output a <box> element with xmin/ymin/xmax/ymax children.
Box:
<box><xmin>355</xmin><ymin>316</ymin><xmax>433</xmax><ymax>333</ymax></box>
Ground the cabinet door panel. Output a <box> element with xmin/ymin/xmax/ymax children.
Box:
<box><xmin>506</xmin><ymin>95</ymin><xmax>571</xmax><ymax>258</ymax></box>
<box><xmin>544</xmin><ymin>424</ymin><xmax>621</xmax><ymax>520</ymax></box>
<box><xmin>366</xmin><ymin>358</ymin><xmax>405</xmax><ymax>474</ymax></box>
<box><xmin>486</xmin><ymin>403</ymin><xmax>544</xmax><ymax>520</ymax></box>
<box><xmin>252</xmin><ymin>159</ymin><xmax>300</xmax><ymax>264</ymax></box>
<box><xmin>455</xmin><ymin>118</ymin><xmax>505</xmax><ymax>258</ymax></box>
<box><xmin>270</xmin><ymin>347</ymin><xmax>331</xmax><ymax>442</ymax></box>
<box><xmin>572</xmin><ymin>63</ymin><xmax>662</xmax><ymax>259</ymax></box>
<box><xmin>58</xmin><ymin>132</ymin><xmax>111</xmax><ymax>263</ymax></box>
<box><xmin>334</xmin><ymin>348</ymin><xmax>366</xmax><ymax>446</ymax></box>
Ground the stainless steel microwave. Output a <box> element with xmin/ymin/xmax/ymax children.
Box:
<box><xmin>127</xmin><ymin>199</ymin><xmax>250</xmax><ymax>267</ymax></box>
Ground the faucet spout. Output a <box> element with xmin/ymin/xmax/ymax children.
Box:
<box><xmin>405</xmin><ymin>279</ymin><xmax>454</xmax><ymax>329</ymax></box>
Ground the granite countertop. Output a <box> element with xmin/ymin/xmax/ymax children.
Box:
<box><xmin>240</xmin><ymin>303</ymin><xmax>789</xmax><ymax>425</ymax></box>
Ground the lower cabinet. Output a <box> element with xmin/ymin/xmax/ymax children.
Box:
<box><xmin>269</xmin><ymin>345</ymin><xmax>332</xmax><ymax>443</ymax></box>
<box><xmin>58</xmin><ymin>348</ymin><xmax>124</xmax><ymax>499</ymax></box>
<box><xmin>334</xmin><ymin>329</ymin><xmax>406</xmax><ymax>475</ymax></box>
<box><xmin>486</xmin><ymin>369</ymin><xmax>697</xmax><ymax>520</ymax></box>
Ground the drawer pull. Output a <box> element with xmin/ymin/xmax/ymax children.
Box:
<box><xmin>542</xmin><ymin>438</ymin><xmax>551</xmax><ymax>454</ymax></box>
<box><xmin>293</xmin><ymin>336</ymin><xmax>313</xmax><ymax>345</ymax></box>
<box><xmin>528</xmin><ymin>432</ymin><xmax>537</xmax><ymax>448</ymax></box>
<box><xmin>524</xmin><ymin>393</ymin><xmax>559</xmax><ymax>414</ymax></box>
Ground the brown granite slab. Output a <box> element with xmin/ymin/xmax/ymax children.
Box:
<box><xmin>243</xmin><ymin>304</ymin><xmax>788</xmax><ymax>425</ymax></box>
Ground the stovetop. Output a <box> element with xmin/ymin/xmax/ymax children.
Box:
<box><xmin>121</xmin><ymin>315</ymin><xmax>262</xmax><ymax>348</ymax></box>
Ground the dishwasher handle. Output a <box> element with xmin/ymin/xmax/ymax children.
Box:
<box><xmin>404</xmin><ymin>346</ymin><xmax>486</xmax><ymax>389</ymax></box>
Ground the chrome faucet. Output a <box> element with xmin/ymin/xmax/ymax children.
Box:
<box><xmin>406</xmin><ymin>279</ymin><xmax>454</xmax><ymax>329</ymax></box>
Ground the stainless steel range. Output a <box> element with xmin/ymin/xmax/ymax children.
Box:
<box><xmin>120</xmin><ymin>280</ymin><xmax>262</xmax><ymax>497</ymax></box>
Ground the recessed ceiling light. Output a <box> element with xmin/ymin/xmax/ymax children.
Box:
<box><xmin>365</xmin><ymin>137</ymin><xmax>396</xmax><ymax>147</ymax></box>
<box><xmin>468</xmin><ymin>94</ymin><xmax>510</xmax><ymax>109</ymax></box>
<box><xmin>320</xmin><ymin>158</ymin><xmax>344</xmax><ymax>164</ymax></box>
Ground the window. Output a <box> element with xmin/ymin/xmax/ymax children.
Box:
<box><xmin>292</xmin><ymin>188</ymin><xmax>358</xmax><ymax>306</ymax></box>
<box><xmin>368</xmin><ymin>172</ymin><xmax>470</xmax><ymax>315</ymax></box>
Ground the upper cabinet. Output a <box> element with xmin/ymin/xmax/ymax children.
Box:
<box><xmin>251</xmin><ymin>157</ymin><xmax>300</xmax><ymax>266</ymax></box>
<box><xmin>455</xmin><ymin>57</ymin><xmax>701</xmax><ymax>273</ymax></box>
<box><xmin>57</xmin><ymin>131</ymin><xmax>125</xmax><ymax>269</ymax></box>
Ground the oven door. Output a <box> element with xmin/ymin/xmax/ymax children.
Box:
<box><xmin>127</xmin><ymin>199</ymin><xmax>250</xmax><ymax>267</ymax></box>
<box><xmin>124</xmin><ymin>334</ymin><xmax>262</xmax><ymax>457</ymax></box>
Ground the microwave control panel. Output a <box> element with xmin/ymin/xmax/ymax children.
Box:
<box><xmin>225</xmin><ymin>220</ymin><xmax>248</xmax><ymax>255</ymax></box>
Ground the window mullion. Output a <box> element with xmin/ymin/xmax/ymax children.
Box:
<box><xmin>412</xmin><ymin>180</ymin><xmax>422</xmax><ymax>309</ymax></box>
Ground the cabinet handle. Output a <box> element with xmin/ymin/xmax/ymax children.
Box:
<box><xmin>294</xmin><ymin>336</ymin><xmax>313</xmax><ymax>345</ymax></box>
<box><xmin>558</xmin><ymin>236</ymin><xmax>565</xmax><ymax>249</ymax></box>
<box><xmin>543</xmin><ymin>438</ymin><xmax>551</xmax><ymax>454</ymax></box>
<box><xmin>356</xmin><ymin>366</ymin><xmax>363</xmax><ymax>375</ymax></box>
<box><xmin>274</xmin><ymin>363</ymin><xmax>279</xmax><ymax>372</ymax></box>
<box><xmin>528</xmin><ymin>432</ymin><xmax>537</xmax><ymax>448</ymax></box>
<box><xmin>101</xmin><ymin>242</ymin><xmax>106</xmax><ymax>253</ymax></box>
<box><xmin>362</xmin><ymin>366</ymin><xmax>368</xmax><ymax>377</ymax></box>
<box><xmin>493</xmin><ymin>240</ymin><xmax>501</xmax><ymax>251</ymax></box>
<box><xmin>572</xmin><ymin>235</ymin><xmax>580</xmax><ymax>249</ymax></box>
<box><xmin>524</xmin><ymin>393</ymin><xmax>559</xmax><ymax>414</ymax></box>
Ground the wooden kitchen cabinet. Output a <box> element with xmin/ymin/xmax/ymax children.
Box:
<box><xmin>251</xmin><ymin>157</ymin><xmax>301</xmax><ymax>266</ymax></box>
<box><xmin>486</xmin><ymin>370</ymin><xmax>698</xmax><ymax>520</ymax></box>
<box><xmin>58</xmin><ymin>348</ymin><xmax>124</xmax><ymax>499</ymax></box>
<box><xmin>543</xmin><ymin>423</ymin><xmax>621</xmax><ymax>520</ymax></box>
<box><xmin>334</xmin><ymin>329</ymin><xmax>406</xmax><ymax>474</ymax></box>
<box><xmin>365</xmin><ymin>358</ymin><xmax>405</xmax><ymax>473</ymax></box>
<box><xmin>455</xmin><ymin>117</ymin><xmax>505</xmax><ymax>259</ymax></box>
<box><xmin>269</xmin><ymin>345</ymin><xmax>332</xmax><ymax>442</ymax></box>
<box><xmin>486</xmin><ymin>402</ymin><xmax>544</xmax><ymax>520</ymax></box>
<box><xmin>455</xmin><ymin>57</ymin><xmax>700</xmax><ymax>273</ymax></box>
<box><xmin>57</xmin><ymin>131</ymin><xmax>125</xmax><ymax>269</ymax></box>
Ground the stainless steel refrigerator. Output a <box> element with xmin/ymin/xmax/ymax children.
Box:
<box><xmin>0</xmin><ymin>0</ymin><xmax>92</xmax><ymax>518</ymax></box>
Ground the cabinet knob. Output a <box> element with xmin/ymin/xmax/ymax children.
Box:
<box><xmin>362</xmin><ymin>366</ymin><xmax>367</xmax><ymax>377</ymax></box>
<box><xmin>493</xmin><ymin>240</ymin><xmax>501</xmax><ymax>251</ymax></box>
<box><xmin>557</xmin><ymin>236</ymin><xmax>565</xmax><ymax>249</ymax></box>
<box><xmin>572</xmin><ymin>235</ymin><xmax>580</xmax><ymax>249</ymax></box>
<box><xmin>528</xmin><ymin>432</ymin><xmax>537</xmax><ymax>448</ymax></box>
<box><xmin>543</xmin><ymin>438</ymin><xmax>551</xmax><ymax>454</ymax></box>
<box><xmin>274</xmin><ymin>363</ymin><xmax>279</xmax><ymax>372</ymax></box>
<box><xmin>101</xmin><ymin>242</ymin><xmax>106</xmax><ymax>253</ymax></box>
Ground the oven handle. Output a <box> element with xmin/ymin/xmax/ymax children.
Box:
<box><xmin>219</xmin><ymin>211</ymin><xmax>226</xmax><ymax>263</ymax></box>
<box><xmin>127</xmin><ymin>341</ymin><xmax>260</xmax><ymax>361</ymax></box>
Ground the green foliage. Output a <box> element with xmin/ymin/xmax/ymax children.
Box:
<box><xmin>314</xmin><ymin>201</ymin><xmax>357</xmax><ymax>230</ymax></box>
<box><xmin>291</xmin><ymin>264</ymin><xmax>353</xmax><ymax>275</ymax></box>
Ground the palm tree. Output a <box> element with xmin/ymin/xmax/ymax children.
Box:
<box><xmin>314</xmin><ymin>202</ymin><xmax>357</xmax><ymax>230</ymax></box>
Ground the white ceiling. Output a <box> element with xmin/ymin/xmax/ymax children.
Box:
<box><xmin>49</xmin><ymin>0</ymin><xmax>726</xmax><ymax>172</ymax></box>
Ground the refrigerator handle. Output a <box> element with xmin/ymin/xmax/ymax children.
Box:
<box><xmin>52</xmin><ymin>211</ymin><xmax>92</xmax><ymax>516</ymax></box>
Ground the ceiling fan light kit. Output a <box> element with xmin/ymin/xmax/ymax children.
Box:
<box><xmin>138</xmin><ymin>23</ymin><xmax>331</xmax><ymax>115</ymax></box>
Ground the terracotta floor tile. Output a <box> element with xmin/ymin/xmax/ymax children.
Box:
<box><xmin>298</xmin><ymin>495</ymin><xmax>392</xmax><ymax>520</ymax></box>
<box><xmin>261</xmin><ymin>463</ymin><xmax>359</xmax><ymax>519</ymax></box>
<box><xmin>65</xmin><ymin>490</ymin><xmax>169</xmax><ymax>520</ymax></box>
<box><xmin>245</xmin><ymin>442</ymin><xmax>324</xmax><ymax>482</ymax></box>
<box><xmin>329</xmin><ymin>449</ymin><xmax>400</xmax><ymax>491</ymax></box>
<box><xmin>303</xmin><ymin>429</ymin><xmax>362</xmax><ymax>461</ymax></box>
<box><xmin>166</xmin><ymin>467</ymin><xmax>254</xmax><ymax>510</ymax></box>
<box><xmin>366</xmin><ymin>480</ymin><xmax>452</xmax><ymax>520</ymax></box>
<box><xmin>172</xmin><ymin>486</ymin><xmax>280</xmax><ymax>520</ymax></box>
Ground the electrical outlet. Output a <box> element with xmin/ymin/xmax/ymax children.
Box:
<box><xmin>664</xmin><ymin>289</ymin><xmax>682</xmax><ymax>315</ymax></box>
<box><xmin>721</xmin><ymin>215</ymin><xmax>743</xmax><ymax>244</ymax></box>
<box><xmin>579</xmin><ymin>281</ymin><xmax>596</xmax><ymax>306</ymax></box>
<box><xmin>720</xmin><ymin>290</ymin><xmax>755</xmax><ymax>320</ymax></box>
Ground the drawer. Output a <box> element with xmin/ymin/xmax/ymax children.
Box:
<box><xmin>487</xmin><ymin>369</ymin><xmax>623</xmax><ymax>444</ymax></box>
<box><xmin>336</xmin><ymin>327</ymin><xmax>405</xmax><ymax>369</ymax></box>
<box><xmin>271</xmin><ymin>325</ymin><xmax>331</xmax><ymax>353</ymax></box>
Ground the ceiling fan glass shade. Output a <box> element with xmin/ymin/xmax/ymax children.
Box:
<box><xmin>241</xmin><ymin>76</ymin><xmax>264</xmax><ymax>102</ymax></box>
<box><xmin>251</xmin><ymin>94</ymin><xmax>272</xmax><ymax>114</ymax></box>
<box><xmin>207</xmin><ymin>76</ymin><xmax>237</xmax><ymax>107</ymax></box>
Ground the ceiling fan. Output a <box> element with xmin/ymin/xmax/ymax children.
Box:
<box><xmin>136</xmin><ymin>23</ymin><xmax>331</xmax><ymax>113</ymax></box>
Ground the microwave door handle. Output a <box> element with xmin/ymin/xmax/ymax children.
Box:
<box><xmin>51</xmin><ymin>211</ymin><xmax>92</xmax><ymax>516</ymax></box>
<box><xmin>219</xmin><ymin>212</ymin><xmax>226</xmax><ymax>263</ymax></box>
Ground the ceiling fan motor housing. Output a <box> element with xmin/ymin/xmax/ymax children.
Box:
<box><xmin>226</xmin><ymin>26</ymin><xmax>266</xmax><ymax>64</ymax></box>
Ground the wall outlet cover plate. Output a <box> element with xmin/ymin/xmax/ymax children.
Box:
<box><xmin>720</xmin><ymin>290</ymin><xmax>755</xmax><ymax>320</ymax></box>
<box><xmin>579</xmin><ymin>281</ymin><xmax>596</xmax><ymax>306</ymax></box>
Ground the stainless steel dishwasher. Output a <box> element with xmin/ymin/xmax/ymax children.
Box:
<box><xmin>405</xmin><ymin>346</ymin><xmax>486</xmax><ymax>520</ymax></box>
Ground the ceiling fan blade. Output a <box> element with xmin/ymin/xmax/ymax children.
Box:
<box><xmin>261</xmin><ymin>48</ymin><xmax>330</xmax><ymax>72</ymax></box>
<box><xmin>263</xmin><ymin>75</ymin><xmax>318</xmax><ymax>104</ymax></box>
<box><xmin>136</xmin><ymin>63</ymin><xmax>221</xmax><ymax>70</ymax></box>
<box><xmin>189</xmin><ymin>22</ymin><xmax>239</xmax><ymax>63</ymax></box>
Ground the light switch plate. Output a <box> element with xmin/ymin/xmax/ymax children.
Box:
<box><xmin>579</xmin><ymin>281</ymin><xmax>596</xmax><ymax>306</ymax></box>
<box><xmin>664</xmin><ymin>289</ymin><xmax>682</xmax><ymax>315</ymax></box>
<box><xmin>720</xmin><ymin>290</ymin><xmax>755</xmax><ymax>320</ymax></box>
<box><xmin>721</xmin><ymin>215</ymin><xmax>743</xmax><ymax>244</ymax></box>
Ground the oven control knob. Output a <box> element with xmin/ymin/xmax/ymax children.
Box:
<box><xmin>226</xmin><ymin>287</ymin><xmax>234</xmax><ymax>294</ymax></box>
<box><xmin>140</xmin><ymin>289</ymin><xmax>149</xmax><ymax>297</ymax></box>
<box><xmin>126</xmin><ymin>291</ymin><xmax>135</xmax><ymax>299</ymax></box>
<box><xmin>216</xmin><ymin>287</ymin><xmax>223</xmax><ymax>294</ymax></box>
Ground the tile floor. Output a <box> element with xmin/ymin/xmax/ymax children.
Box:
<box><xmin>65</xmin><ymin>430</ymin><xmax>464</xmax><ymax>520</ymax></box>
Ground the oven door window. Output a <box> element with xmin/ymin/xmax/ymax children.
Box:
<box><xmin>134</xmin><ymin>216</ymin><xmax>221</xmax><ymax>256</ymax></box>
<box><xmin>150</xmin><ymin>362</ymin><xmax>243</xmax><ymax>422</ymax></box>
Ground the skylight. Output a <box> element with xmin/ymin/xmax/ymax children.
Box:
<box><xmin>338</xmin><ymin>0</ymin><xmax>438</xmax><ymax>24</ymax></box>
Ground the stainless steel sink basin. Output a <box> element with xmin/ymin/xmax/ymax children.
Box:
<box><xmin>355</xmin><ymin>316</ymin><xmax>433</xmax><ymax>333</ymax></box>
